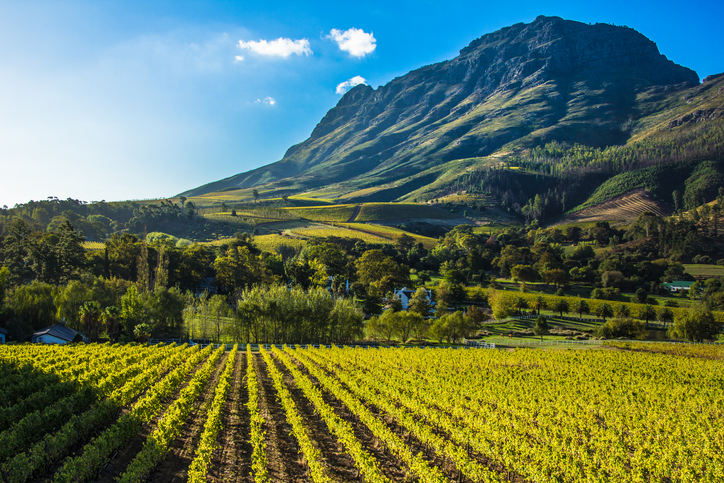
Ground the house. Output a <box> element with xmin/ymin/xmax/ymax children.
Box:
<box><xmin>662</xmin><ymin>281</ymin><xmax>694</xmax><ymax>293</ymax></box>
<box><xmin>195</xmin><ymin>277</ymin><xmax>218</xmax><ymax>295</ymax></box>
<box><xmin>392</xmin><ymin>287</ymin><xmax>433</xmax><ymax>310</ymax></box>
<box><xmin>325</xmin><ymin>277</ymin><xmax>351</xmax><ymax>294</ymax></box>
<box><xmin>0</xmin><ymin>327</ymin><xmax>7</xmax><ymax>344</ymax></box>
<box><xmin>31</xmin><ymin>324</ymin><xmax>87</xmax><ymax>344</ymax></box>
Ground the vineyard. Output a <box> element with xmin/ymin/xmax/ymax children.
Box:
<box><xmin>558</xmin><ymin>189</ymin><xmax>669</xmax><ymax>225</ymax></box>
<box><xmin>0</xmin><ymin>342</ymin><xmax>722</xmax><ymax>482</ymax></box>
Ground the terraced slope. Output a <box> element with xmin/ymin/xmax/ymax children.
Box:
<box><xmin>556</xmin><ymin>189</ymin><xmax>670</xmax><ymax>225</ymax></box>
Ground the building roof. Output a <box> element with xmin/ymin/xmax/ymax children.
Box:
<box><xmin>32</xmin><ymin>324</ymin><xmax>83</xmax><ymax>342</ymax></box>
<box><xmin>663</xmin><ymin>281</ymin><xmax>695</xmax><ymax>287</ymax></box>
<box><xmin>0</xmin><ymin>327</ymin><xmax>7</xmax><ymax>335</ymax></box>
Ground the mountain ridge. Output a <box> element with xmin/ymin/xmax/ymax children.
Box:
<box><xmin>181</xmin><ymin>16</ymin><xmax>718</xmax><ymax>217</ymax></box>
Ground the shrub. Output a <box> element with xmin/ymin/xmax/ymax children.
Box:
<box><xmin>596</xmin><ymin>317</ymin><xmax>647</xmax><ymax>339</ymax></box>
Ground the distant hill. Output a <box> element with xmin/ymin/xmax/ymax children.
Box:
<box><xmin>181</xmin><ymin>16</ymin><xmax>724</xmax><ymax>224</ymax></box>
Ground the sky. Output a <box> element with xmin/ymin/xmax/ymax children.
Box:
<box><xmin>1</xmin><ymin>0</ymin><xmax>723</xmax><ymax>207</ymax></box>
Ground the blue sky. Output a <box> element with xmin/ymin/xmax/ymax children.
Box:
<box><xmin>1</xmin><ymin>0</ymin><xmax>722</xmax><ymax>207</ymax></box>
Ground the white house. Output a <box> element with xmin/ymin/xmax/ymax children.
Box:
<box><xmin>31</xmin><ymin>324</ymin><xmax>87</xmax><ymax>344</ymax></box>
<box><xmin>392</xmin><ymin>287</ymin><xmax>433</xmax><ymax>311</ymax></box>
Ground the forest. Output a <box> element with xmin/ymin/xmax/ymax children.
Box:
<box><xmin>2</xmin><ymin>190</ymin><xmax>724</xmax><ymax>346</ymax></box>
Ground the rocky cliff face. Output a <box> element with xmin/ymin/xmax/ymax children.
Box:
<box><xmin>183</xmin><ymin>16</ymin><xmax>699</xmax><ymax>197</ymax></box>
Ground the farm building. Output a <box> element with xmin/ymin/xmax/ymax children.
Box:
<box><xmin>31</xmin><ymin>324</ymin><xmax>87</xmax><ymax>344</ymax></box>
<box><xmin>393</xmin><ymin>287</ymin><xmax>434</xmax><ymax>310</ymax></box>
<box><xmin>0</xmin><ymin>327</ymin><xmax>7</xmax><ymax>344</ymax></box>
<box><xmin>662</xmin><ymin>281</ymin><xmax>694</xmax><ymax>293</ymax></box>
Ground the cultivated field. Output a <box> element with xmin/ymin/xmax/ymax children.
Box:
<box><xmin>337</xmin><ymin>223</ymin><xmax>439</xmax><ymax>249</ymax></box>
<box><xmin>557</xmin><ymin>189</ymin><xmax>669</xmax><ymax>225</ymax></box>
<box><xmin>287</xmin><ymin>225</ymin><xmax>390</xmax><ymax>244</ymax></box>
<box><xmin>356</xmin><ymin>203</ymin><xmax>459</xmax><ymax>222</ymax></box>
<box><xmin>282</xmin><ymin>205</ymin><xmax>358</xmax><ymax>222</ymax></box>
<box><xmin>684</xmin><ymin>263</ymin><xmax>724</xmax><ymax>278</ymax></box>
<box><xmin>1</xmin><ymin>343</ymin><xmax>722</xmax><ymax>482</ymax></box>
<box><xmin>253</xmin><ymin>234</ymin><xmax>307</xmax><ymax>253</ymax></box>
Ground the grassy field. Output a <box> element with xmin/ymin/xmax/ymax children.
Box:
<box><xmin>253</xmin><ymin>234</ymin><xmax>307</xmax><ymax>253</ymax></box>
<box><xmin>283</xmin><ymin>204</ymin><xmax>357</xmax><ymax>222</ymax></box>
<box><xmin>337</xmin><ymin>223</ymin><xmax>439</xmax><ymax>248</ymax></box>
<box><xmin>684</xmin><ymin>263</ymin><xmax>724</xmax><ymax>278</ymax></box>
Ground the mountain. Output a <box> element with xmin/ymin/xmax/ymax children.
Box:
<box><xmin>182</xmin><ymin>16</ymin><xmax>724</xmax><ymax>219</ymax></box>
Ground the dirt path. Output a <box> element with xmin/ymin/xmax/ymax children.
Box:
<box><xmin>146</xmin><ymin>352</ymin><xmax>229</xmax><ymax>483</ymax></box>
<box><xmin>256</xmin><ymin>353</ymin><xmax>307</xmax><ymax>483</ymax></box>
<box><xmin>346</xmin><ymin>204</ymin><xmax>362</xmax><ymax>223</ymax></box>
<box><xmin>208</xmin><ymin>352</ymin><xmax>252</xmax><ymax>483</ymax></box>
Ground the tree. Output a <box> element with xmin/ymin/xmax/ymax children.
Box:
<box><xmin>543</xmin><ymin>268</ymin><xmax>568</xmax><ymax>288</ymax></box>
<box><xmin>362</xmin><ymin>293</ymin><xmax>383</xmax><ymax>316</ymax></box>
<box><xmin>120</xmin><ymin>285</ymin><xmax>145</xmax><ymax>339</ymax></box>
<box><xmin>0</xmin><ymin>266</ymin><xmax>8</xmax><ymax>312</ymax></box>
<box><xmin>102</xmin><ymin>306</ymin><xmax>121</xmax><ymax>342</ymax></box>
<box><xmin>672</xmin><ymin>190</ymin><xmax>682</xmax><ymax>212</ymax></box>
<box><xmin>367</xmin><ymin>311</ymin><xmax>395</xmax><ymax>343</ymax></box>
<box><xmin>430</xmin><ymin>311</ymin><xmax>472</xmax><ymax>344</ymax></box>
<box><xmin>597</xmin><ymin>317</ymin><xmax>647</xmax><ymax>339</ymax></box>
<box><xmin>533</xmin><ymin>315</ymin><xmax>549</xmax><ymax>340</ymax></box>
<box><xmin>532</xmin><ymin>296</ymin><xmax>546</xmax><ymax>316</ymax></box>
<box><xmin>466</xmin><ymin>305</ymin><xmax>490</xmax><ymax>326</ymax></box>
<box><xmin>596</xmin><ymin>303</ymin><xmax>614</xmax><ymax>322</ymax></box>
<box><xmin>656</xmin><ymin>307</ymin><xmax>674</xmax><ymax>324</ymax></box>
<box><xmin>6</xmin><ymin>281</ymin><xmax>57</xmax><ymax>332</ymax></box>
<box><xmin>214</xmin><ymin>246</ymin><xmax>268</xmax><ymax>292</ymax></box>
<box><xmin>488</xmin><ymin>289</ymin><xmax>513</xmax><ymax>321</ymax></box>
<box><xmin>55</xmin><ymin>280</ymin><xmax>89</xmax><ymax>330</ymax></box>
<box><xmin>252</xmin><ymin>189</ymin><xmax>259</xmax><ymax>203</ymax></box>
<box><xmin>79</xmin><ymin>301</ymin><xmax>102</xmax><ymax>340</ymax></box>
<box><xmin>572</xmin><ymin>299</ymin><xmax>590</xmax><ymax>319</ymax></box>
<box><xmin>394</xmin><ymin>233</ymin><xmax>416</xmax><ymax>253</ymax></box>
<box><xmin>408</xmin><ymin>287</ymin><xmax>433</xmax><ymax>318</ymax></box>
<box><xmin>184</xmin><ymin>200</ymin><xmax>196</xmax><ymax>219</ymax></box>
<box><xmin>386</xmin><ymin>293</ymin><xmax>403</xmax><ymax>312</ymax></box>
<box><xmin>133</xmin><ymin>322</ymin><xmax>152</xmax><ymax>342</ymax></box>
<box><xmin>614</xmin><ymin>304</ymin><xmax>631</xmax><ymax>318</ymax></box>
<box><xmin>356</xmin><ymin>250</ymin><xmax>406</xmax><ymax>290</ymax></box>
<box><xmin>513</xmin><ymin>296</ymin><xmax>529</xmax><ymax>316</ymax></box>
<box><xmin>391</xmin><ymin>311</ymin><xmax>425</xmax><ymax>343</ymax></box>
<box><xmin>511</xmin><ymin>264</ymin><xmax>538</xmax><ymax>283</ymax></box>
<box><xmin>668</xmin><ymin>304</ymin><xmax>722</xmax><ymax>342</ymax></box>
<box><xmin>638</xmin><ymin>304</ymin><xmax>656</xmax><ymax>324</ymax></box>
<box><xmin>551</xmin><ymin>298</ymin><xmax>569</xmax><ymax>317</ymax></box>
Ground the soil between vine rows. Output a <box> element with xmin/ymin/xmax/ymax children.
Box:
<box><xmin>90</xmin><ymin>350</ymin><xmax>220</xmax><ymax>483</ymax></box>
<box><xmin>147</xmin><ymin>352</ymin><xmax>229</xmax><ymax>483</ymax></box>
<box><xmin>208</xmin><ymin>352</ymin><xmax>252</xmax><ymax>483</ymax></box>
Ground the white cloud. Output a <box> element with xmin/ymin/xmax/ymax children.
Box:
<box><xmin>336</xmin><ymin>75</ymin><xmax>366</xmax><ymax>94</ymax></box>
<box><xmin>238</xmin><ymin>37</ymin><xmax>312</xmax><ymax>58</ymax></box>
<box><xmin>328</xmin><ymin>28</ymin><xmax>376</xmax><ymax>57</ymax></box>
<box><xmin>234</xmin><ymin>55</ymin><xmax>244</xmax><ymax>62</ymax></box>
<box><xmin>255</xmin><ymin>96</ymin><xmax>276</xmax><ymax>106</ymax></box>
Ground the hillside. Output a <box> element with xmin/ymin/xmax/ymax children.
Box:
<box><xmin>177</xmin><ymin>16</ymin><xmax>724</xmax><ymax>219</ymax></box>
